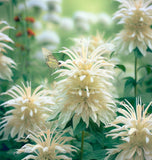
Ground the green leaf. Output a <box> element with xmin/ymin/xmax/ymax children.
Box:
<box><xmin>124</xmin><ymin>77</ymin><xmax>136</xmax><ymax>86</ymax></box>
<box><xmin>138</xmin><ymin>65</ymin><xmax>152</xmax><ymax>75</ymax></box>
<box><xmin>147</xmin><ymin>47</ymin><xmax>152</xmax><ymax>53</ymax></box>
<box><xmin>114</xmin><ymin>64</ymin><xmax>126</xmax><ymax>72</ymax></box>
<box><xmin>73</xmin><ymin>119</ymin><xmax>86</xmax><ymax>135</ymax></box>
<box><xmin>12</xmin><ymin>0</ymin><xmax>17</xmax><ymax>5</ymax></box>
<box><xmin>124</xmin><ymin>77</ymin><xmax>136</xmax><ymax>93</ymax></box>
<box><xmin>110</xmin><ymin>51</ymin><xmax>115</xmax><ymax>58</ymax></box>
<box><xmin>88</xmin><ymin>120</ymin><xmax>105</xmax><ymax>146</ymax></box>
<box><xmin>134</xmin><ymin>48</ymin><xmax>143</xmax><ymax>58</ymax></box>
<box><xmin>145</xmin><ymin>65</ymin><xmax>152</xmax><ymax>74</ymax></box>
<box><xmin>83</xmin><ymin>149</ymin><xmax>107</xmax><ymax>160</ymax></box>
<box><xmin>137</xmin><ymin>77</ymin><xmax>145</xmax><ymax>86</ymax></box>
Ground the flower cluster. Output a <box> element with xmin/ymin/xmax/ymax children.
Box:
<box><xmin>0</xmin><ymin>82</ymin><xmax>54</xmax><ymax>140</ymax></box>
<box><xmin>17</xmin><ymin>128</ymin><xmax>77</xmax><ymax>160</ymax></box>
<box><xmin>50</xmin><ymin>40</ymin><xmax>116</xmax><ymax>128</ymax></box>
<box><xmin>0</xmin><ymin>21</ymin><xmax>16</xmax><ymax>81</ymax></box>
<box><xmin>114</xmin><ymin>0</ymin><xmax>152</xmax><ymax>55</ymax></box>
<box><xmin>106</xmin><ymin>100</ymin><xmax>152</xmax><ymax>160</ymax></box>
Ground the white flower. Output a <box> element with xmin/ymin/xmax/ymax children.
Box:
<box><xmin>43</xmin><ymin>13</ymin><xmax>61</xmax><ymax>24</ymax></box>
<box><xmin>0</xmin><ymin>82</ymin><xmax>54</xmax><ymax>140</ymax></box>
<box><xmin>0</xmin><ymin>21</ymin><xmax>14</xmax><ymax>52</ymax></box>
<box><xmin>46</xmin><ymin>0</ymin><xmax>62</xmax><ymax>13</ymax></box>
<box><xmin>106</xmin><ymin>99</ymin><xmax>152</xmax><ymax>160</ymax></box>
<box><xmin>50</xmin><ymin>40</ymin><xmax>116</xmax><ymax>128</ymax></box>
<box><xmin>17</xmin><ymin>128</ymin><xmax>77</xmax><ymax>160</ymax></box>
<box><xmin>60</xmin><ymin>17</ymin><xmax>74</xmax><ymax>31</ymax></box>
<box><xmin>0</xmin><ymin>21</ymin><xmax>16</xmax><ymax>81</ymax></box>
<box><xmin>36</xmin><ymin>31</ymin><xmax>60</xmax><ymax>51</ymax></box>
<box><xmin>98</xmin><ymin>13</ymin><xmax>113</xmax><ymax>27</ymax></box>
<box><xmin>114</xmin><ymin>0</ymin><xmax>152</xmax><ymax>55</ymax></box>
<box><xmin>0</xmin><ymin>53</ymin><xmax>16</xmax><ymax>81</ymax></box>
<box><xmin>18</xmin><ymin>0</ymin><xmax>47</xmax><ymax>11</ymax></box>
<box><xmin>33</xmin><ymin>21</ymin><xmax>42</xmax><ymax>30</ymax></box>
<box><xmin>75</xmin><ymin>22</ymin><xmax>90</xmax><ymax>32</ymax></box>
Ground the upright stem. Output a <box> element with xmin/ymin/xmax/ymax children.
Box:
<box><xmin>23</xmin><ymin>0</ymin><xmax>30</xmax><ymax>80</ymax></box>
<box><xmin>134</xmin><ymin>53</ymin><xmax>137</xmax><ymax>98</ymax></box>
<box><xmin>80</xmin><ymin>130</ymin><xmax>85</xmax><ymax>160</ymax></box>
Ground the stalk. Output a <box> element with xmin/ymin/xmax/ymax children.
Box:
<box><xmin>80</xmin><ymin>130</ymin><xmax>85</xmax><ymax>160</ymax></box>
<box><xmin>134</xmin><ymin>51</ymin><xmax>138</xmax><ymax>98</ymax></box>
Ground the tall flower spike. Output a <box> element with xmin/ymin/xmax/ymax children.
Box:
<box><xmin>50</xmin><ymin>39</ymin><xmax>116</xmax><ymax>129</ymax></box>
<box><xmin>0</xmin><ymin>82</ymin><xmax>54</xmax><ymax>140</ymax></box>
<box><xmin>0</xmin><ymin>21</ymin><xmax>16</xmax><ymax>81</ymax></box>
<box><xmin>114</xmin><ymin>0</ymin><xmax>152</xmax><ymax>55</ymax></box>
<box><xmin>17</xmin><ymin>128</ymin><xmax>77</xmax><ymax>160</ymax></box>
<box><xmin>106</xmin><ymin>99</ymin><xmax>152</xmax><ymax>160</ymax></box>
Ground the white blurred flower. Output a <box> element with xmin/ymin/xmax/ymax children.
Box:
<box><xmin>87</xmin><ymin>13</ymin><xmax>98</xmax><ymax>24</ymax></box>
<box><xmin>43</xmin><ymin>13</ymin><xmax>61</xmax><ymax>24</ymax></box>
<box><xmin>18</xmin><ymin>0</ymin><xmax>47</xmax><ymax>11</ymax></box>
<box><xmin>60</xmin><ymin>17</ymin><xmax>74</xmax><ymax>31</ymax></box>
<box><xmin>17</xmin><ymin>128</ymin><xmax>77</xmax><ymax>160</ymax></box>
<box><xmin>114</xmin><ymin>0</ymin><xmax>152</xmax><ymax>55</ymax></box>
<box><xmin>36</xmin><ymin>31</ymin><xmax>60</xmax><ymax>51</ymax></box>
<box><xmin>74</xmin><ymin>11</ymin><xmax>90</xmax><ymax>23</ymax></box>
<box><xmin>46</xmin><ymin>0</ymin><xmax>62</xmax><ymax>13</ymax></box>
<box><xmin>75</xmin><ymin>22</ymin><xmax>90</xmax><ymax>32</ymax></box>
<box><xmin>33</xmin><ymin>21</ymin><xmax>42</xmax><ymax>30</ymax></box>
<box><xmin>106</xmin><ymin>100</ymin><xmax>152</xmax><ymax>160</ymax></box>
<box><xmin>98</xmin><ymin>13</ymin><xmax>113</xmax><ymax>27</ymax></box>
<box><xmin>73</xmin><ymin>11</ymin><xmax>98</xmax><ymax>32</ymax></box>
<box><xmin>50</xmin><ymin>40</ymin><xmax>116</xmax><ymax>128</ymax></box>
<box><xmin>0</xmin><ymin>82</ymin><xmax>54</xmax><ymax>140</ymax></box>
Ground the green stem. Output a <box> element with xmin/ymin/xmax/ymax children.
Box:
<box><xmin>80</xmin><ymin>131</ymin><xmax>85</xmax><ymax>160</ymax></box>
<box><xmin>134</xmin><ymin>53</ymin><xmax>137</xmax><ymax>98</ymax></box>
<box><xmin>23</xmin><ymin>0</ymin><xmax>30</xmax><ymax>80</ymax></box>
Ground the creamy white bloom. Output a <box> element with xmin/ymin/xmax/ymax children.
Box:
<box><xmin>73</xmin><ymin>33</ymin><xmax>115</xmax><ymax>53</ymax></box>
<box><xmin>17</xmin><ymin>129</ymin><xmax>77</xmax><ymax>160</ymax></box>
<box><xmin>0</xmin><ymin>21</ymin><xmax>16</xmax><ymax>81</ymax></box>
<box><xmin>114</xmin><ymin>0</ymin><xmax>152</xmax><ymax>55</ymax></box>
<box><xmin>0</xmin><ymin>82</ymin><xmax>54</xmax><ymax>140</ymax></box>
<box><xmin>106</xmin><ymin>100</ymin><xmax>152</xmax><ymax>160</ymax></box>
<box><xmin>50</xmin><ymin>40</ymin><xmax>116</xmax><ymax>128</ymax></box>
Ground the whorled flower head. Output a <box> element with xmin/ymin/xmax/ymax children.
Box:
<box><xmin>0</xmin><ymin>82</ymin><xmax>54</xmax><ymax>140</ymax></box>
<box><xmin>106</xmin><ymin>100</ymin><xmax>152</xmax><ymax>160</ymax></box>
<box><xmin>0</xmin><ymin>53</ymin><xmax>16</xmax><ymax>81</ymax></box>
<box><xmin>17</xmin><ymin>128</ymin><xmax>77</xmax><ymax>160</ymax></box>
<box><xmin>73</xmin><ymin>33</ymin><xmax>115</xmax><ymax>54</ymax></box>
<box><xmin>0</xmin><ymin>21</ymin><xmax>16</xmax><ymax>80</ymax></box>
<box><xmin>114</xmin><ymin>0</ymin><xmax>152</xmax><ymax>55</ymax></box>
<box><xmin>50</xmin><ymin>40</ymin><xmax>116</xmax><ymax>129</ymax></box>
<box><xmin>0</xmin><ymin>21</ymin><xmax>14</xmax><ymax>52</ymax></box>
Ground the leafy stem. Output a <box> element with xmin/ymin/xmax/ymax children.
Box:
<box><xmin>134</xmin><ymin>52</ymin><xmax>137</xmax><ymax>98</ymax></box>
<box><xmin>80</xmin><ymin>130</ymin><xmax>85</xmax><ymax>160</ymax></box>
